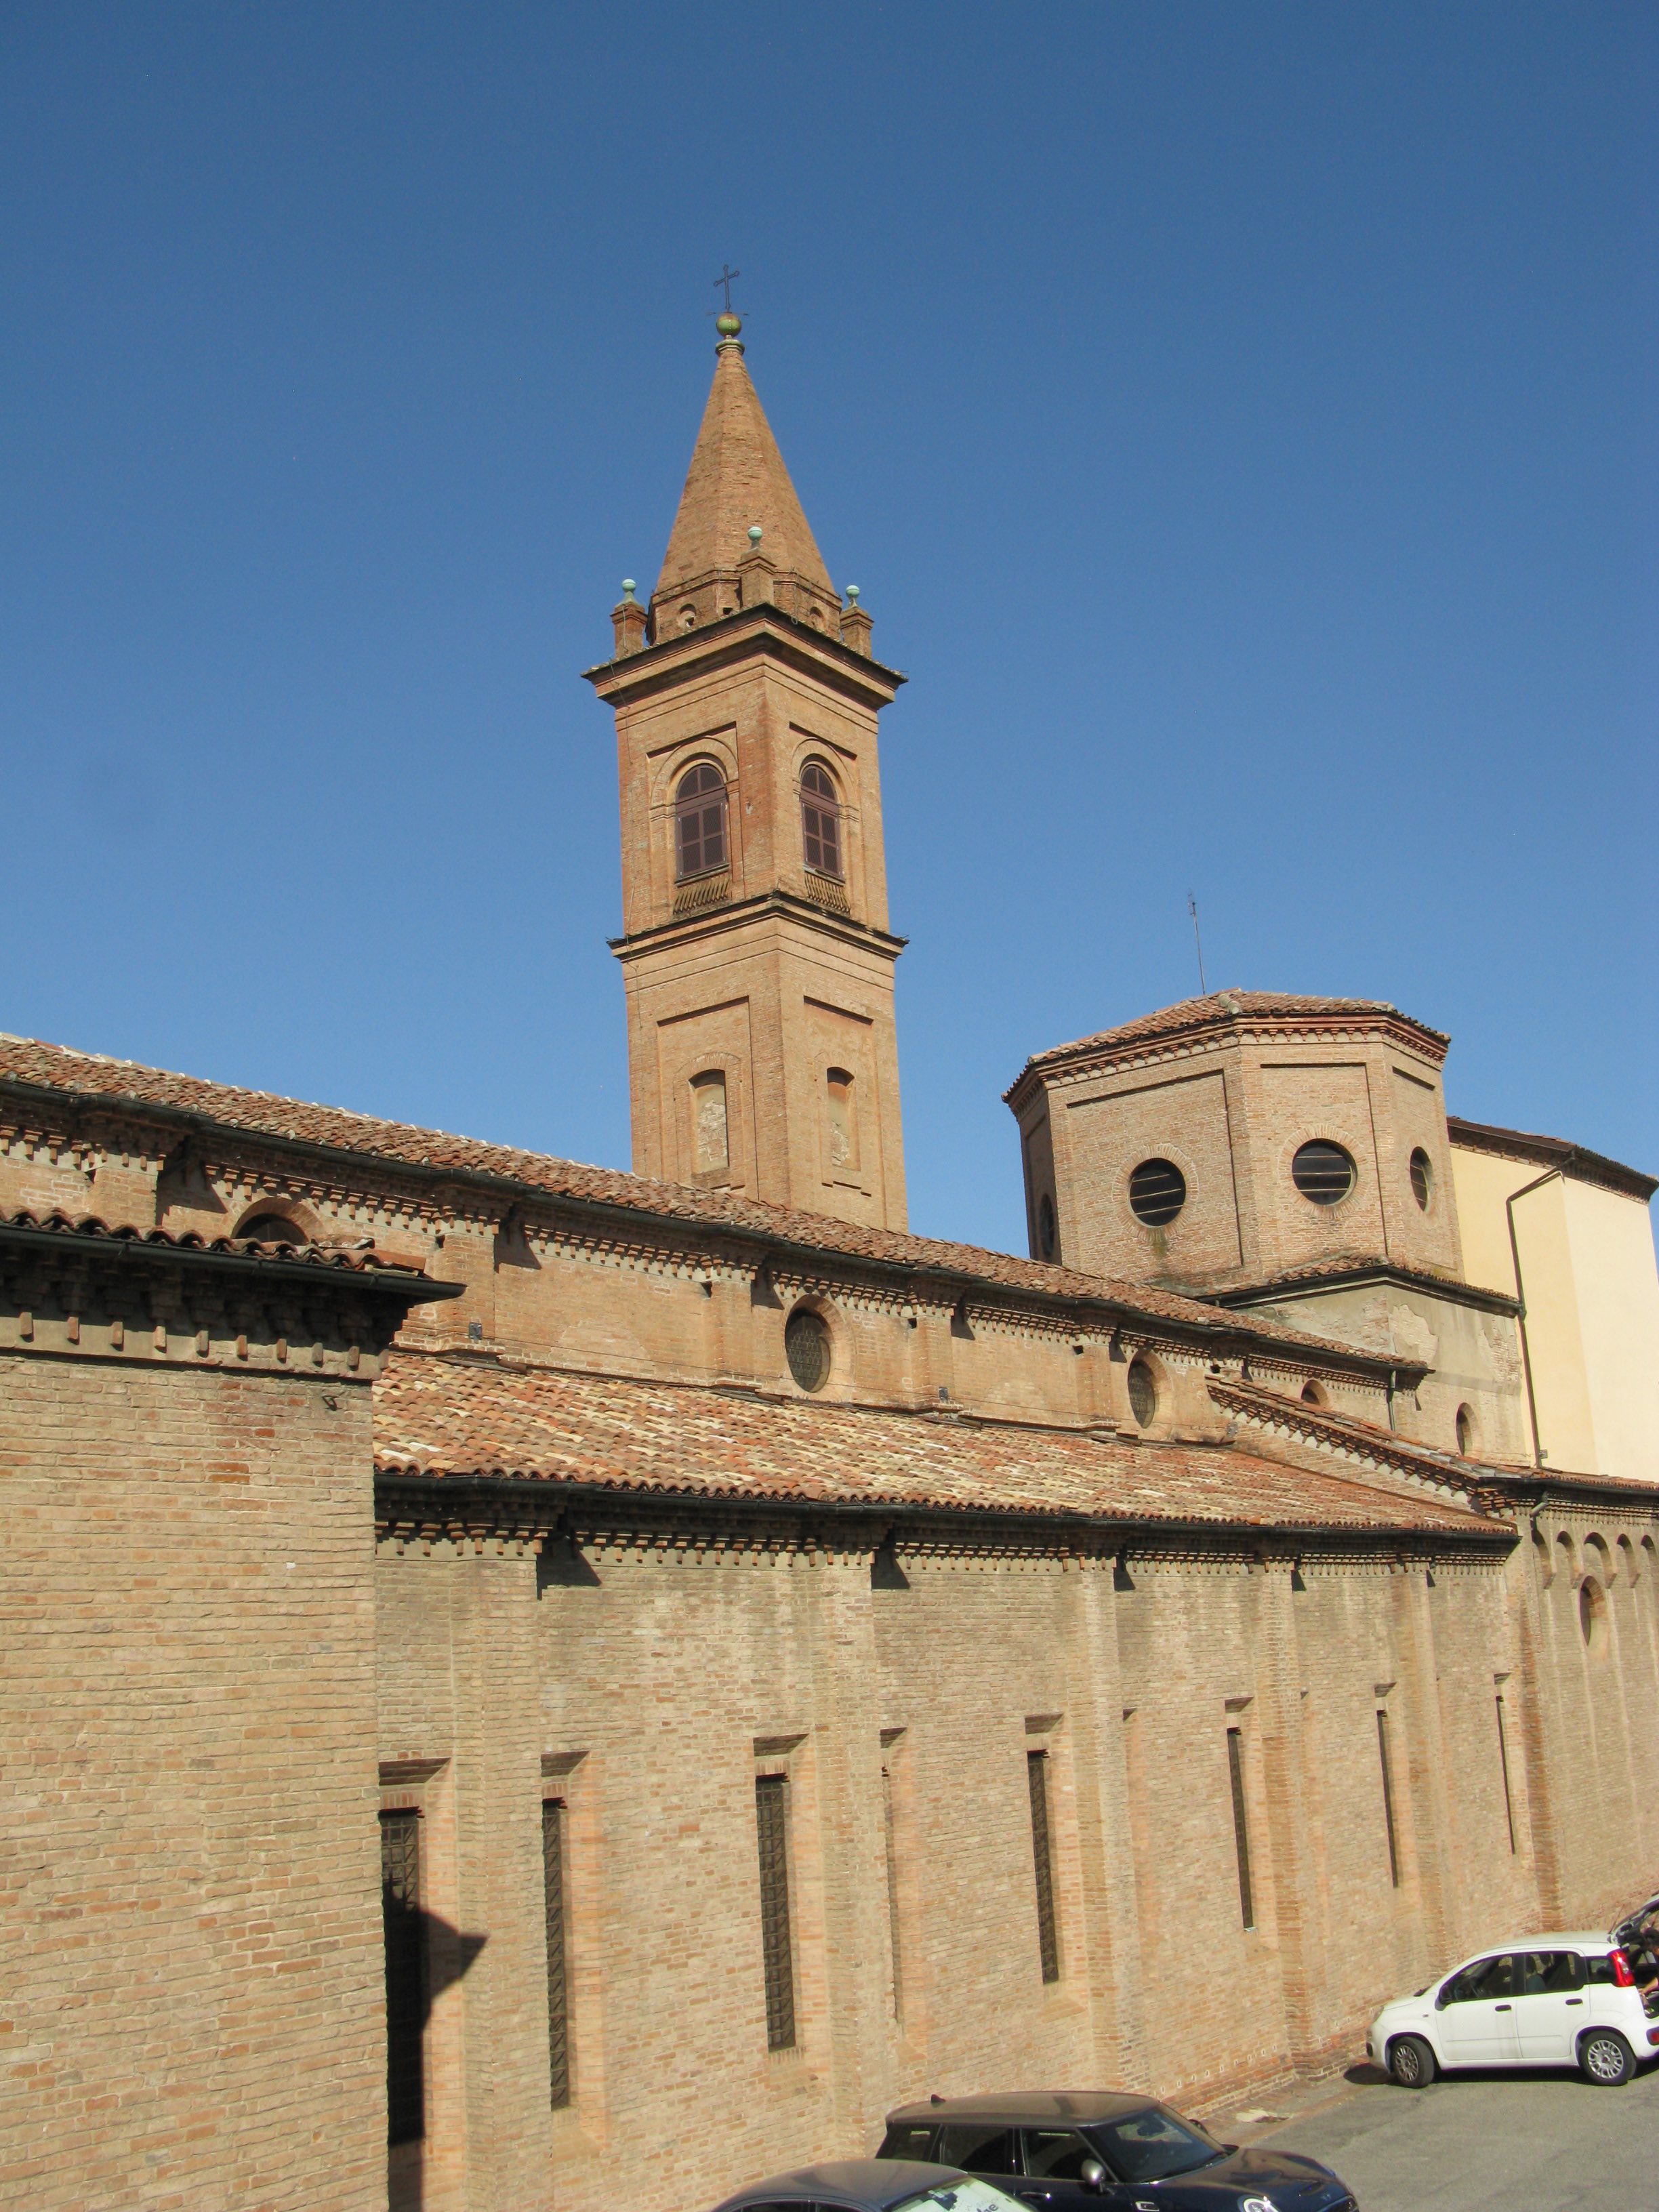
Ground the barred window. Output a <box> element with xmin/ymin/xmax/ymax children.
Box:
<box><xmin>1225</xmin><ymin>1727</ymin><xmax>1255</xmax><ymax>1930</ymax></box>
<box><xmin>754</xmin><ymin>1775</ymin><xmax>796</xmax><ymax>2049</ymax></box>
<box><xmin>1026</xmin><ymin>1750</ymin><xmax>1060</xmax><ymax>1984</ymax></box>
<box><xmin>543</xmin><ymin>1799</ymin><xmax>571</xmax><ymax>2107</ymax></box>
<box><xmin>800</xmin><ymin>760</ymin><xmax>842</xmax><ymax>878</ymax></box>
<box><xmin>882</xmin><ymin>1762</ymin><xmax>903</xmax><ymax>2022</ymax></box>
<box><xmin>1376</xmin><ymin>1710</ymin><xmax>1401</xmax><ymax>1887</ymax></box>
<box><xmin>1494</xmin><ymin>1697</ymin><xmax>1517</xmax><ymax>1855</ymax></box>
<box><xmin>380</xmin><ymin>1809</ymin><xmax>426</xmax><ymax>2145</ymax></box>
<box><xmin>675</xmin><ymin>762</ymin><xmax>728</xmax><ymax>880</ymax></box>
<box><xmin>1291</xmin><ymin>1139</ymin><xmax>1355</xmax><ymax>1205</ymax></box>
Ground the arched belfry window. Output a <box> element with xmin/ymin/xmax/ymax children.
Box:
<box><xmin>800</xmin><ymin>760</ymin><xmax>842</xmax><ymax>879</ymax></box>
<box><xmin>675</xmin><ymin>762</ymin><xmax>728</xmax><ymax>880</ymax></box>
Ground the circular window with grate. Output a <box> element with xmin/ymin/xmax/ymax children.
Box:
<box><xmin>785</xmin><ymin>1307</ymin><xmax>832</xmax><ymax>1393</ymax></box>
<box><xmin>1409</xmin><ymin>1147</ymin><xmax>1433</xmax><ymax>1210</ymax></box>
<box><xmin>1126</xmin><ymin>1356</ymin><xmax>1158</xmax><ymax>1427</ymax></box>
<box><xmin>1128</xmin><ymin>1158</ymin><xmax>1187</xmax><ymax>1227</ymax></box>
<box><xmin>1291</xmin><ymin>1139</ymin><xmax>1355</xmax><ymax>1206</ymax></box>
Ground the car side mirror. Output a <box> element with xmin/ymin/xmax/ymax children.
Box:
<box><xmin>1080</xmin><ymin>2158</ymin><xmax>1107</xmax><ymax>2192</ymax></box>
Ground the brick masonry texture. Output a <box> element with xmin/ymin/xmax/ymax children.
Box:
<box><xmin>0</xmin><ymin>1357</ymin><xmax>386</xmax><ymax>2212</ymax></box>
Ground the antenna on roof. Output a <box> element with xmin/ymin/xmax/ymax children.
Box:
<box><xmin>1187</xmin><ymin>892</ymin><xmax>1208</xmax><ymax>995</ymax></box>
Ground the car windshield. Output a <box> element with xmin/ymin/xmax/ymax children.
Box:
<box><xmin>891</xmin><ymin>2185</ymin><xmax>1027</xmax><ymax>2212</ymax></box>
<box><xmin>1088</xmin><ymin>2107</ymin><xmax>1224</xmax><ymax>2182</ymax></box>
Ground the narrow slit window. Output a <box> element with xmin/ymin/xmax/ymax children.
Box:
<box><xmin>1495</xmin><ymin>1697</ymin><xmax>1517</xmax><ymax>1855</ymax></box>
<box><xmin>825</xmin><ymin>1067</ymin><xmax>857</xmax><ymax>1172</ymax></box>
<box><xmin>1225</xmin><ymin>1727</ymin><xmax>1255</xmax><ymax>1930</ymax></box>
<box><xmin>543</xmin><ymin>1798</ymin><xmax>571</xmax><ymax>2107</ymax></box>
<box><xmin>691</xmin><ymin>1070</ymin><xmax>729</xmax><ymax>1174</ymax></box>
<box><xmin>754</xmin><ymin>1775</ymin><xmax>797</xmax><ymax>2050</ymax></box>
<box><xmin>380</xmin><ymin>1808</ymin><xmax>426</xmax><ymax>2145</ymax></box>
<box><xmin>882</xmin><ymin>1763</ymin><xmax>903</xmax><ymax>2022</ymax></box>
<box><xmin>1376</xmin><ymin>1709</ymin><xmax>1401</xmax><ymax>1887</ymax></box>
<box><xmin>1026</xmin><ymin>1749</ymin><xmax>1060</xmax><ymax>1984</ymax></box>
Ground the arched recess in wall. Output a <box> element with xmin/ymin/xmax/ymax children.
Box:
<box><xmin>233</xmin><ymin>1201</ymin><xmax>321</xmax><ymax>1246</ymax></box>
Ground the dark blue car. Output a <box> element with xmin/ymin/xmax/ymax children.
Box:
<box><xmin>876</xmin><ymin>2092</ymin><xmax>1356</xmax><ymax>2212</ymax></box>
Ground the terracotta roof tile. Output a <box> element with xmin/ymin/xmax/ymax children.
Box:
<box><xmin>373</xmin><ymin>1350</ymin><xmax>1503</xmax><ymax>1538</ymax></box>
<box><xmin>0</xmin><ymin>1205</ymin><xmax>434</xmax><ymax>1278</ymax></box>
<box><xmin>1006</xmin><ymin>991</ymin><xmax>1448</xmax><ymax>1092</ymax></box>
<box><xmin>0</xmin><ymin>1031</ymin><xmax>1367</xmax><ymax>1359</ymax></box>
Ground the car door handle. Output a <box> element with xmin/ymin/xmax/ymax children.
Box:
<box><xmin>1566</xmin><ymin>1998</ymin><xmax>1584</xmax><ymax>2007</ymax></box>
<box><xmin>1495</xmin><ymin>2003</ymin><xmax>1512</xmax><ymax>2011</ymax></box>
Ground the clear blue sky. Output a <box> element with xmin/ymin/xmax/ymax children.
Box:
<box><xmin>2</xmin><ymin>3</ymin><xmax>1653</xmax><ymax>1254</ymax></box>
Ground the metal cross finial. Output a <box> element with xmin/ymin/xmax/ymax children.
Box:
<box><xmin>713</xmin><ymin>264</ymin><xmax>741</xmax><ymax>312</ymax></box>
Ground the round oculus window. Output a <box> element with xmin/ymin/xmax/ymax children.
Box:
<box><xmin>1128</xmin><ymin>1158</ymin><xmax>1187</xmax><ymax>1227</ymax></box>
<box><xmin>1410</xmin><ymin>1147</ymin><xmax>1433</xmax><ymax>1210</ymax></box>
<box><xmin>1126</xmin><ymin>1356</ymin><xmax>1158</xmax><ymax>1428</ymax></box>
<box><xmin>785</xmin><ymin>1308</ymin><xmax>832</xmax><ymax>1393</ymax></box>
<box><xmin>1291</xmin><ymin>1139</ymin><xmax>1356</xmax><ymax>1206</ymax></box>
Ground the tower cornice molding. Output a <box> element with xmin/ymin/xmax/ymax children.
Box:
<box><xmin>608</xmin><ymin>886</ymin><xmax>907</xmax><ymax>966</ymax></box>
<box><xmin>584</xmin><ymin>602</ymin><xmax>904</xmax><ymax>714</ymax></box>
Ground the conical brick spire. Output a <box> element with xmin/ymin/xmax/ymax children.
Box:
<box><xmin>649</xmin><ymin>320</ymin><xmax>842</xmax><ymax>641</ymax></box>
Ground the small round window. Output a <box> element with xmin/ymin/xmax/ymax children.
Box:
<box><xmin>1126</xmin><ymin>1356</ymin><xmax>1158</xmax><ymax>1428</ymax></box>
<box><xmin>1128</xmin><ymin>1158</ymin><xmax>1186</xmax><ymax>1227</ymax></box>
<box><xmin>1038</xmin><ymin>1193</ymin><xmax>1057</xmax><ymax>1261</ymax></box>
<box><xmin>785</xmin><ymin>1307</ymin><xmax>832</xmax><ymax>1393</ymax></box>
<box><xmin>1455</xmin><ymin>1404</ymin><xmax>1475</xmax><ymax>1457</ymax></box>
<box><xmin>1410</xmin><ymin>1147</ymin><xmax>1433</xmax><ymax>1210</ymax></box>
<box><xmin>1291</xmin><ymin>1140</ymin><xmax>1355</xmax><ymax>1206</ymax></box>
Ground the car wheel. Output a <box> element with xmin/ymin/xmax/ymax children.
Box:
<box><xmin>1579</xmin><ymin>2030</ymin><xmax>1634</xmax><ymax>2086</ymax></box>
<box><xmin>1389</xmin><ymin>2034</ymin><xmax>1436</xmax><ymax>2088</ymax></box>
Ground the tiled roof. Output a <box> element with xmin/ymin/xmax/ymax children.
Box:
<box><xmin>1446</xmin><ymin>1116</ymin><xmax>1656</xmax><ymax>1204</ymax></box>
<box><xmin>372</xmin><ymin>1350</ymin><xmax>1504</xmax><ymax>1538</ymax></box>
<box><xmin>0</xmin><ymin>1206</ymin><xmax>435</xmax><ymax>1279</ymax></box>
<box><xmin>0</xmin><ymin>1032</ymin><xmax>1368</xmax><ymax>1359</ymax></box>
<box><xmin>1007</xmin><ymin>991</ymin><xmax>1448</xmax><ymax>1091</ymax></box>
<box><xmin>1216</xmin><ymin>1252</ymin><xmax>1518</xmax><ymax>1313</ymax></box>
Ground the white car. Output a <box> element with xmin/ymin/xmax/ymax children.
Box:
<box><xmin>1369</xmin><ymin>1933</ymin><xmax>1659</xmax><ymax>2088</ymax></box>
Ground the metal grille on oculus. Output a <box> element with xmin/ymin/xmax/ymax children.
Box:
<box><xmin>785</xmin><ymin>1309</ymin><xmax>831</xmax><ymax>1393</ymax></box>
<box><xmin>1128</xmin><ymin>1158</ymin><xmax>1186</xmax><ymax>1226</ymax></box>
<box><xmin>1291</xmin><ymin>1139</ymin><xmax>1355</xmax><ymax>1205</ymax></box>
<box><xmin>754</xmin><ymin>1775</ymin><xmax>797</xmax><ymax>2049</ymax></box>
<box><xmin>380</xmin><ymin>1809</ymin><xmax>426</xmax><ymax>2146</ymax></box>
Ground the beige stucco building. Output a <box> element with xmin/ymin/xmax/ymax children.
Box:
<box><xmin>3</xmin><ymin>318</ymin><xmax>1658</xmax><ymax>2212</ymax></box>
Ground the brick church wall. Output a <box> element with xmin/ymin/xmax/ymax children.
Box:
<box><xmin>0</xmin><ymin>1355</ymin><xmax>387</xmax><ymax>2212</ymax></box>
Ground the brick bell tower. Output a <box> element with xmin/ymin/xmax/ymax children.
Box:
<box><xmin>586</xmin><ymin>310</ymin><xmax>909</xmax><ymax>1230</ymax></box>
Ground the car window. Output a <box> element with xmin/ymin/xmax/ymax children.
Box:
<box><xmin>1515</xmin><ymin>1950</ymin><xmax>1585</xmax><ymax>1995</ymax></box>
<box><xmin>1586</xmin><ymin>1954</ymin><xmax>1624</xmax><ymax>1986</ymax></box>
<box><xmin>1441</xmin><ymin>1954</ymin><xmax>1515</xmax><ymax>2005</ymax></box>
<box><xmin>935</xmin><ymin>2125</ymin><xmax>1021</xmax><ymax>2176</ymax></box>
<box><xmin>1023</xmin><ymin>2130</ymin><xmax>1099</xmax><ymax>2179</ymax></box>
<box><xmin>1090</xmin><ymin>2107</ymin><xmax>1222</xmax><ymax>2182</ymax></box>
<box><xmin>879</xmin><ymin>2127</ymin><xmax>938</xmax><ymax>2161</ymax></box>
<box><xmin>890</xmin><ymin>2186</ymin><xmax>1027</xmax><ymax>2212</ymax></box>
